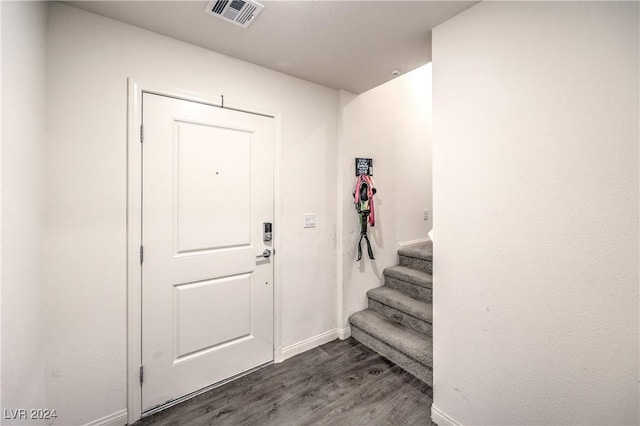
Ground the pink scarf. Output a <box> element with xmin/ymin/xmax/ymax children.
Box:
<box><xmin>354</xmin><ymin>174</ymin><xmax>375</xmax><ymax>226</ymax></box>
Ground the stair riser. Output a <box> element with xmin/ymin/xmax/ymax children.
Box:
<box><xmin>399</xmin><ymin>255</ymin><xmax>432</xmax><ymax>274</ymax></box>
<box><xmin>351</xmin><ymin>326</ymin><xmax>433</xmax><ymax>386</ymax></box>
<box><xmin>368</xmin><ymin>299</ymin><xmax>432</xmax><ymax>336</ymax></box>
<box><xmin>384</xmin><ymin>277</ymin><xmax>432</xmax><ymax>303</ymax></box>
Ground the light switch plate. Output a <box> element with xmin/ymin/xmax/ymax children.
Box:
<box><xmin>304</xmin><ymin>213</ymin><xmax>316</xmax><ymax>228</ymax></box>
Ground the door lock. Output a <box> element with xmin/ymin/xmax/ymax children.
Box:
<box><xmin>263</xmin><ymin>223</ymin><xmax>272</xmax><ymax>241</ymax></box>
<box><xmin>257</xmin><ymin>249</ymin><xmax>272</xmax><ymax>259</ymax></box>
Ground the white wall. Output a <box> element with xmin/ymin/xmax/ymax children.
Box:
<box><xmin>338</xmin><ymin>65</ymin><xmax>432</xmax><ymax>331</ymax></box>
<box><xmin>44</xmin><ymin>4</ymin><xmax>337</xmax><ymax>424</ymax></box>
<box><xmin>1</xmin><ymin>2</ymin><xmax>48</xmax><ymax>423</ymax></box>
<box><xmin>432</xmin><ymin>2</ymin><xmax>639</xmax><ymax>425</ymax></box>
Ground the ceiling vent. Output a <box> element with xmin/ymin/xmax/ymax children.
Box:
<box><xmin>205</xmin><ymin>0</ymin><xmax>264</xmax><ymax>29</ymax></box>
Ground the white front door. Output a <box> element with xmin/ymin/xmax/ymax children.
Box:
<box><xmin>141</xmin><ymin>93</ymin><xmax>274</xmax><ymax>411</ymax></box>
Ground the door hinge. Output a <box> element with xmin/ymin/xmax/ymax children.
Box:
<box><xmin>140</xmin><ymin>124</ymin><xmax>144</xmax><ymax>143</ymax></box>
<box><xmin>139</xmin><ymin>365</ymin><xmax>144</xmax><ymax>385</ymax></box>
<box><xmin>140</xmin><ymin>245</ymin><xmax>144</xmax><ymax>264</ymax></box>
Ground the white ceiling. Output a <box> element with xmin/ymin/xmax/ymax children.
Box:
<box><xmin>63</xmin><ymin>1</ymin><xmax>477</xmax><ymax>94</ymax></box>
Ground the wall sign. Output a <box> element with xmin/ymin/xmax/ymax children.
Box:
<box><xmin>355</xmin><ymin>158</ymin><xmax>373</xmax><ymax>176</ymax></box>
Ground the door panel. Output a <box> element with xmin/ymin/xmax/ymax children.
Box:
<box><xmin>174</xmin><ymin>274</ymin><xmax>252</xmax><ymax>360</ymax></box>
<box><xmin>141</xmin><ymin>93</ymin><xmax>274</xmax><ymax>411</ymax></box>
<box><xmin>175</xmin><ymin>121</ymin><xmax>252</xmax><ymax>253</ymax></box>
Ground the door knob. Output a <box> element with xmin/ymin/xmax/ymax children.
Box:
<box><xmin>257</xmin><ymin>249</ymin><xmax>272</xmax><ymax>258</ymax></box>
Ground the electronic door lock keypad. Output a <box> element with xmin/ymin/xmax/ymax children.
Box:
<box><xmin>263</xmin><ymin>223</ymin><xmax>272</xmax><ymax>241</ymax></box>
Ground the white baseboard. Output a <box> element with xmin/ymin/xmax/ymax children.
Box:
<box><xmin>337</xmin><ymin>326</ymin><xmax>351</xmax><ymax>340</ymax></box>
<box><xmin>274</xmin><ymin>346</ymin><xmax>284</xmax><ymax>363</ymax></box>
<box><xmin>431</xmin><ymin>404</ymin><xmax>462</xmax><ymax>426</ymax></box>
<box><xmin>398</xmin><ymin>237</ymin><xmax>430</xmax><ymax>248</ymax></box>
<box><xmin>280</xmin><ymin>329</ymin><xmax>338</xmax><ymax>361</ymax></box>
<box><xmin>84</xmin><ymin>409</ymin><xmax>127</xmax><ymax>426</ymax></box>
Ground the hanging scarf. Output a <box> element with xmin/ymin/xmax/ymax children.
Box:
<box><xmin>354</xmin><ymin>174</ymin><xmax>375</xmax><ymax>226</ymax></box>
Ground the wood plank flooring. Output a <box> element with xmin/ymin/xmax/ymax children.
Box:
<box><xmin>134</xmin><ymin>337</ymin><xmax>433</xmax><ymax>426</ymax></box>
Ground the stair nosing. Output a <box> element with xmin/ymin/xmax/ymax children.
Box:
<box><xmin>349</xmin><ymin>309</ymin><xmax>432</xmax><ymax>367</ymax></box>
<box><xmin>383</xmin><ymin>265</ymin><xmax>432</xmax><ymax>288</ymax></box>
<box><xmin>367</xmin><ymin>286</ymin><xmax>432</xmax><ymax>323</ymax></box>
<box><xmin>397</xmin><ymin>243</ymin><xmax>432</xmax><ymax>261</ymax></box>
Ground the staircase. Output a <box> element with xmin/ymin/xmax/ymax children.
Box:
<box><xmin>348</xmin><ymin>241</ymin><xmax>433</xmax><ymax>385</ymax></box>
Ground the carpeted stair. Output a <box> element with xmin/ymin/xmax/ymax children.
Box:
<box><xmin>349</xmin><ymin>241</ymin><xmax>433</xmax><ymax>385</ymax></box>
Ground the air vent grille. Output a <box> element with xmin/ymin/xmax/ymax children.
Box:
<box><xmin>212</xmin><ymin>0</ymin><xmax>227</xmax><ymax>15</ymax></box>
<box><xmin>205</xmin><ymin>0</ymin><xmax>264</xmax><ymax>29</ymax></box>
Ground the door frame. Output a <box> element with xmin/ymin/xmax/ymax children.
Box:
<box><xmin>126</xmin><ymin>79</ymin><xmax>283</xmax><ymax>424</ymax></box>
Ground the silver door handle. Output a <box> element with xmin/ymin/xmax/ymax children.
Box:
<box><xmin>257</xmin><ymin>249</ymin><xmax>271</xmax><ymax>258</ymax></box>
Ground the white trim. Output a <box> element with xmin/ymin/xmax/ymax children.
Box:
<box><xmin>280</xmin><ymin>329</ymin><xmax>338</xmax><ymax>361</ymax></box>
<box><xmin>337</xmin><ymin>326</ymin><xmax>351</xmax><ymax>340</ymax></box>
<box><xmin>430</xmin><ymin>404</ymin><xmax>462</xmax><ymax>426</ymax></box>
<box><xmin>397</xmin><ymin>237</ymin><xmax>430</xmax><ymax>248</ymax></box>
<box><xmin>126</xmin><ymin>79</ymin><xmax>283</xmax><ymax>424</ymax></box>
<box><xmin>273</xmin><ymin>112</ymin><xmax>284</xmax><ymax>363</ymax></box>
<box><xmin>84</xmin><ymin>409</ymin><xmax>127</xmax><ymax>426</ymax></box>
<box><xmin>126</xmin><ymin>79</ymin><xmax>143</xmax><ymax>425</ymax></box>
<box><xmin>335</xmin><ymin>91</ymin><xmax>347</xmax><ymax>341</ymax></box>
<box><xmin>273</xmin><ymin>346</ymin><xmax>284</xmax><ymax>363</ymax></box>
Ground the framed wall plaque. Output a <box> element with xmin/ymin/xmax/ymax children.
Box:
<box><xmin>355</xmin><ymin>158</ymin><xmax>373</xmax><ymax>176</ymax></box>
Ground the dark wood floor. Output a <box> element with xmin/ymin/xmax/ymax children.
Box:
<box><xmin>134</xmin><ymin>337</ymin><xmax>433</xmax><ymax>426</ymax></box>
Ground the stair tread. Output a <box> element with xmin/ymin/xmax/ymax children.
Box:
<box><xmin>349</xmin><ymin>309</ymin><xmax>432</xmax><ymax>367</ymax></box>
<box><xmin>368</xmin><ymin>286</ymin><xmax>432</xmax><ymax>323</ymax></box>
<box><xmin>398</xmin><ymin>242</ymin><xmax>433</xmax><ymax>261</ymax></box>
<box><xmin>384</xmin><ymin>265</ymin><xmax>433</xmax><ymax>288</ymax></box>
